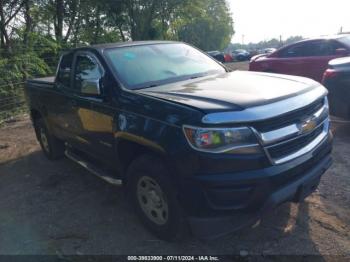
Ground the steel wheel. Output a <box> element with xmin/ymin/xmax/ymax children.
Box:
<box><xmin>137</xmin><ymin>176</ymin><xmax>169</xmax><ymax>225</ymax></box>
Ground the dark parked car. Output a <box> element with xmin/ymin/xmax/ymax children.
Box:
<box><xmin>250</xmin><ymin>35</ymin><xmax>350</xmax><ymax>82</ymax></box>
<box><xmin>322</xmin><ymin>56</ymin><xmax>350</xmax><ymax>119</ymax></box>
<box><xmin>207</xmin><ymin>50</ymin><xmax>225</xmax><ymax>63</ymax></box>
<box><xmin>249</xmin><ymin>50</ymin><xmax>259</xmax><ymax>57</ymax></box>
<box><xmin>232</xmin><ymin>49</ymin><xmax>251</xmax><ymax>61</ymax></box>
<box><xmin>25</xmin><ymin>41</ymin><xmax>332</xmax><ymax>240</ymax></box>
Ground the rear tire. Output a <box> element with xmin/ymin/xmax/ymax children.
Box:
<box><xmin>127</xmin><ymin>155</ymin><xmax>188</xmax><ymax>241</ymax></box>
<box><xmin>34</xmin><ymin>118</ymin><xmax>65</xmax><ymax>160</ymax></box>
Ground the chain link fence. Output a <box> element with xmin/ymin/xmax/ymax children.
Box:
<box><xmin>0</xmin><ymin>82</ymin><xmax>27</xmax><ymax>125</ymax></box>
<box><xmin>0</xmin><ymin>47</ymin><xmax>62</xmax><ymax>125</ymax></box>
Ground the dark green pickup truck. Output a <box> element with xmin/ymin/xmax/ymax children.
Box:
<box><xmin>25</xmin><ymin>41</ymin><xmax>333</xmax><ymax>240</ymax></box>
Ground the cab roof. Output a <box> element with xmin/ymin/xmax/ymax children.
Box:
<box><xmin>72</xmin><ymin>40</ymin><xmax>179</xmax><ymax>54</ymax></box>
<box><xmin>296</xmin><ymin>34</ymin><xmax>350</xmax><ymax>44</ymax></box>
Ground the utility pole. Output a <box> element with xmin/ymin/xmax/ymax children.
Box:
<box><xmin>242</xmin><ymin>34</ymin><xmax>245</xmax><ymax>46</ymax></box>
<box><xmin>279</xmin><ymin>35</ymin><xmax>282</xmax><ymax>47</ymax></box>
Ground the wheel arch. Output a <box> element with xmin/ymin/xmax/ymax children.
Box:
<box><xmin>30</xmin><ymin>108</ymin><xmax>42</xmax><ymax>122</ymax></box>
<box><xmin>30</xmin><ymin>108</ymin><xmax>43</xmax><ymax>139</ymax></box>
<box><xmin>116</xmin><ymin>137</ymin><xmax>168</xmax><ymax>182</ymax></box>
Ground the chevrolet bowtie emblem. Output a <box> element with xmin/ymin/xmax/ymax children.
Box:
<box><xmin>299</xmin><ymin>117</ymin><xmax>317</xmax><ymax>134</ymax></box>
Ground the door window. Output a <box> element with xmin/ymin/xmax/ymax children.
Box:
<box><xmin>56</xmin><ymin>52</ymin><xmax>74</xmax><ymax>88</ymax></box>
<box><xmin>279</xmin><ymin>40</ymin><xmax>343</xmax><ymax>58</ymax></box>
<box><xmin>74</xmin><ymin>54</ymin><xmax>103</xmax><ymax>93</ymax></box>
<box><xmin>302</xmin><ymin>41</ymin><xmax>334</xmax><ymax>56</ymax></box>
<box><xmin>279</xmin><ymin>45</ymin><xmax>304</xmax><ymax>58</ymax></box>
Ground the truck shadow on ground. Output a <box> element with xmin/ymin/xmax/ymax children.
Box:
<box><xmin>0</xmin><ymin>150</ymin><xmax>327</xmax><ymax>257</ymax></box>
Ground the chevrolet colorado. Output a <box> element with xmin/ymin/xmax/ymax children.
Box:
<box><xmin>25</xmin><ymin>41</ymin><xmax>333</xmax><ymax>240</ymax></box>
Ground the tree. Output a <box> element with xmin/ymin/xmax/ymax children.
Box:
<box><xmin>177</xmin><ymin>0</ymin><xmax>234</xmax><ymax>50</ymax></box>
<box><xmin>0</xmin><ymin>0</ymin><xmax>26</xmax><ymax>53</ymax></box>
<box><xmin>284</xmin><ymin>36</ymin><xmax>303</xmax><ymax>45</ymax></box>
<box><xmin>0</xmin><ymin>0</ymin><xmax>236</xmax><ymax>121</ymax></box>
<box><xmin>228</xmin><ymin>35</ymin><xmax>304</xmax><ymax>52</ymax></box>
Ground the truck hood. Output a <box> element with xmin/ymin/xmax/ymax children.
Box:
<box><xmin>137</xmin><ymin>71</ymin><xmax>321</xmax><ymax>113</ymax></box>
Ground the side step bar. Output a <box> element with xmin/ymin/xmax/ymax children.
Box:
<box><xmin>65</xmin><ymin>150</ymin><xmax>123</xmax><ymax>186</ymax></box>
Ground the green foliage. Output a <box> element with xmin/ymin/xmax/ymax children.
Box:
<box><xmin>0</xmin><ymin>52</ymin><xmax>51</xmax><ymax>94</ymax></box>
<box><xmin>0</xmin><ymin>52</ymin><xmax>52</xmax><ymax>122</ymax></box>
<box><xmin>229</xmin><ymin>36</ymin><xmax>304</xmax><ymax>51</ymax></box>
<box><xmin>176</xmin><ymin>0</ymin><xmax>234</xmax><ymax>50</ymax></box>
<box><xmin>0</xmin><ymin>0</ymin><xmax>235</xmax><ymax>120</ymax></box>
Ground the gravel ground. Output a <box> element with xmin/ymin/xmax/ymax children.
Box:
<box><xmin>0</xmin><ymin>116</ymin><xmax>349</xmax><ymax>258</ymax></box>
<box><xmin>225</xmin><ymin>61</ymin><xmax>249</xmax><ymax>71</ymax></box>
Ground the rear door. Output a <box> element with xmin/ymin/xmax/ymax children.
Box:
<box><xmin>298</xmin><ymin>40</ymin><xmax>345</xmax><ymax>82</ymax></box>
<box><xmin>48</xmin><ymin>52</ymin><xmax>79</xmax><ymax>142</ymax></box>
<box><xmin>271</xmin><ymin>40</ymin><xmax>345</xmax><ymax>82</ymax></box>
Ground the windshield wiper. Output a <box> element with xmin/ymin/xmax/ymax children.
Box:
<box><xmin>133</xmin><ymin>70</ymin><xmax>220</xmax><ymax>89</ymax></box>
<box><xmin>190</xmin><ymin>75</ymin><xmax>203</xmax><ymax>79</ymax></box>
<box><xmin>189</xmin><ymin>73</ymin><xmax>210</xmax><ymax>80</ymax></box>
<box><xmin>134</xmin><ymin>84</ymin><xmax>159</xmax><ymax>90</ymax></box>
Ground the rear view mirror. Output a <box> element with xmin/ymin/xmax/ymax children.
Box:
<box><xmin>81</xmin><ymin>79</ymin><xmax>101</xmax><ymax>96</ymax></box>
<box><xmin>335</xmin><ymin>48</ymin><xmax>348</xmax><ymax>56</ymax></box>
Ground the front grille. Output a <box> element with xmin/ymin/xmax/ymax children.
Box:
<box><xmin>267</xmin><ymin>124</ymin><xmax>324</xmax><ymax>159</ymax></box>
<box><xmin>252</xmin><ymin>98</ymin><xmax>324</xmax><ymax>133</ymax></box>
<box><xmin>250</xmin><ymin>96</ymin><xmax>328</xmax><ymax>165</ymax></box>
<box><xmin>270</xmin><ymin>140</ymin><xmax>331</xmax><ymax>188</ymax></box>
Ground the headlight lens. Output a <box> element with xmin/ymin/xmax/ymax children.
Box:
<box><xmin>183</xmin><ymin>125</ymin><xmax>259</xmax><ymax>153</ymax></box>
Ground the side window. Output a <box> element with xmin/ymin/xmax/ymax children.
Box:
<box><xmin>56</xmin><ymin>53</ymin><xmax>74</xmax><ymax>87</ymax></box>
<box><xmin>301</xmin><ymin>41</ymin><xmax>330</xmax><ymax>56</ymax></box>
<box><xmin>74</xmin><ymin>54</ymin><xmax>103</xmax><ymax>93</ymax></box>
<box><xmin>279</xmin><ymin>45</ymin><xmax>304</xmax><ymax>58</ymax></box>
<box><xmin>330</xmin><ymin>40</ymin><xmax>346</xmax><ymax>52</ymax></box>
<box><xmin>279</xmin><ymin>41</ymin><xmax>341</xmax><ymax>58</ymax></box>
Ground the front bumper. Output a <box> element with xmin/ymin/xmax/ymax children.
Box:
<box><xmin>182</xmin><ymin>133</ymin><xmax>333</xmax><ymax>239</ymax></box>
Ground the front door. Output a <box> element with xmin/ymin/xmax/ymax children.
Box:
<box><xmin>71</xmin><ymin>52</ymin><xmax>116</xmax><ymax>163</ymax></box>
<box><xmin>272</xmin><ymin>44</ymin><xmax>308</xmax><ymax>77</ymax></box>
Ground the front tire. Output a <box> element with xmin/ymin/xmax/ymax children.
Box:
<box><xmin>127</xmin><ymin>155</ymin><xmax>188</xmax><ymax>241</ymax></box>
<box><xmin>34</xmin><ymin>118</ymin><xmax>65</xmax><ymax>160</ymax></box>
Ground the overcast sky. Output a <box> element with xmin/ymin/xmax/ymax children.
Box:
<box><xmin>227</xmin><ymin>0</ymin><xmax>350</xmax><ymax>44</ymax></box>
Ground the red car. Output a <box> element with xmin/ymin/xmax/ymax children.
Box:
<box><xmin>249</xmin><ymin>35</ymin><xmax>350</xmax><ymax>82</ymax></box>
<box><xmin>224</xmin><ymin>53</ymin><xmax>233</xmax><ymax>63</ymax></box>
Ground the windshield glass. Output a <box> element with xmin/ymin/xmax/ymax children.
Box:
<box><xmin>338</xmin><ymin>36</ymin><xmax>350</xmax><ymax>47</ymax></box>
<box><xmin>104</xmin><ymin>43</ymin><xmax>225</xmax><ymax>89</ymax></box>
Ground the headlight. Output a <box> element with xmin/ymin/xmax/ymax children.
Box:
<box><xmin>183</xmin><ymin>125</ymin><xmax>260</xmax><ymax>154</ymax></box>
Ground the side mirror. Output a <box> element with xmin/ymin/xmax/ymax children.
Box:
<box><xmin>81</xmin><ymin>79</ymin><xmax>101</xmax><ymax>96</ymax></box>
<box><xmin>335</xmin><ymin>48</ymin><xmax>348</xmax><ymax>56</ymax></box>
<box><xmin>58</xmin><ymin>68</ymin><xmax>71</xmax><ymax>79</ymax></box>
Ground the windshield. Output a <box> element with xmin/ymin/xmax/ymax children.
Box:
<box><xmin>104</xmin><ymin>43</ymin><xmax>225</xmax><ymax>89</ymax></box>
<box><xmin>338</xmin><ymin>36</ymin><xmax>350</xmax><ymax>47</ymax></box>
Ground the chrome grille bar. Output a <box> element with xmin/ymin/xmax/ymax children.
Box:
<box><xmin>267</xmin><ymin>118</ymin><xmax>329</xmax><ymax>165</ymax></box>
<box><xmin>257</xmin><ymin>101</ymin><xmax>329</xmax><ymax>146</ymax></box>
